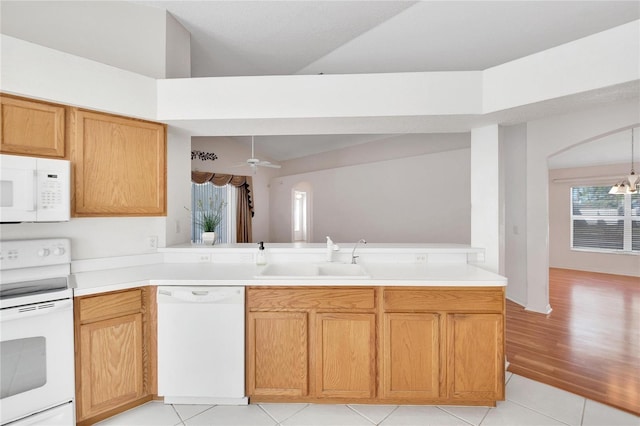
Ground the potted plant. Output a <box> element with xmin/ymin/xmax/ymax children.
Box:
<box><xmin>197</xmin><ymin>196</ymin><xmax>226</xmax><ymax>245</ymax></box>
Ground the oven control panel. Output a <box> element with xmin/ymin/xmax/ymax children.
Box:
<box><xmin>0</xmin><ymin>238</ymin><xmax>71</xmax><ymax>270</ymax></box>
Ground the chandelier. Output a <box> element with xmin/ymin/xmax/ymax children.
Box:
<box><xmin>609</xmin><ymin>128</ymin><xmax>637</xmax><ymax>195</ymax></box>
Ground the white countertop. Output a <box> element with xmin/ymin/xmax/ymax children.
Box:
<box><xmin>70</xmin><ymin>243</ymin><xmax>505</xmax><ymax>296</ymax></box>
<box><xmin>72</xmin><ymin>261</ymin><xmax>506</xmax><ymax>296</ymax></box>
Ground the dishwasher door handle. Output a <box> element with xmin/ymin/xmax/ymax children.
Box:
<box><xmin>158</xmin><ymin>287</ymin><xmax>242</xmax><ymax>304</ymax></box>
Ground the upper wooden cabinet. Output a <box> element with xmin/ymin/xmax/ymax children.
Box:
<box><xmin>0</xmin><ymin>95</ymin><xmax>66</xmax><ymax>158</ymax></box>
<box><xmin>70</xmin><ymin>109</ymin><xmax>166</xmax><ymax>216</ymax></box>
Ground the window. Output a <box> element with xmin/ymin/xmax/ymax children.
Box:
<box><xmin>571</xmin><ymin>186</ymin><xmax>639</xmax><ymax>253</ymax></box>
<box><xmin>291</xmin><ymin>182</ymin><xmax>312</xmax><ymax>242</ymax></box>
<box><xmin>293</xmin><ymin>190</ymin><xmax>308</xmax><ymax>242</ymax></box>
<box><xmin>191</xmin><ymin>182</ymin><xmax>236</xmax><ymax>244</ymax></box>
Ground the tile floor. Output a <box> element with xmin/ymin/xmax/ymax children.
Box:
<box><xmin>96</xmin><ymin>373</ymin><xmax>639</xmax><ymax>426</ymax></box>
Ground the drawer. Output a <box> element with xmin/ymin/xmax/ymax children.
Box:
<box><xmin>248</xmin><ymin>287</ymin><xmax>375</xmax><ymax>310</ymax></box>
<box><xmin>384</xmin><ymin>287</ymin><xmax>504</xmax><ymax>313</ymax></box>
<box><xmin>78</xmin><ymin>289</ymin><xmax>142</xmax><ymax>323</ymax></box>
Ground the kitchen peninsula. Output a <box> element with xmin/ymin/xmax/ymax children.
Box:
<box><xmin>71</xmin><ymin>243</ymin><xmax>506</xmax><ymax>423</ymax></box>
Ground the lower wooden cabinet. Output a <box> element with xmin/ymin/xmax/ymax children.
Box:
<box><xmin>447</xmin><ymin>313</ymin><xmax>504</xmax><ymax>401</ymax></box>
<box><xmin>247</xmin><ymin>311</ymin><xmax>308</xmax><ymax>397</ymax></box>
<box><xmin>382</xmin><ymin>313</ymin><xmax>441</xmax><ymax>399</ymax></box>
<box><xmin>79</xmin><ymin>313</ymin><xmax>144</xmax><ymax>417</ymax></box>
<box><xmin>75</xmin><ymin>287</ymin><xmax>157</xmax><ymax>425</ymax></box>
<box><xmin>246</xmin><ymin>286</ymin><xmax>505</xmax><ymax>406</ymax></box>
<box><xmin>246</xmin><ymin>287</ymin><xmax>376</xmax><ymax>402</ymax></box>
<box><xmin>315</xmin><ymin>313</ymin><xmax>376</xmax><ymax>398</ymax></box>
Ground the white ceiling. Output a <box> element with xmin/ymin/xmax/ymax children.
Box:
<box><xmin>136</xmin><ymin>1</ymin><xmax>639</xmax><ymax>78</ymax></box>
<box><xmin>134</xmin><ymin>0</ymin><xmax>639</xmax><ymax>165</ymax></box>
<box><xmin>7</xmin><ymin>1</ymin><xmax>636</xmax><ymax>164</ymax></box>
<box><xmin>237</xmin><ymin>134</ymin><xmax>398</xmax><ymax>161</ymax></box>
<box><xmin>548</xmin><ymin>127</ymin><xmax>639</xmax><ymax>170</ymax></box>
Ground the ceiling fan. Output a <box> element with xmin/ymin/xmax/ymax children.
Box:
<box><xmin>237</xmin><ymin>136</ymin><xmax>281</xmax><ymax>172</ymax></box>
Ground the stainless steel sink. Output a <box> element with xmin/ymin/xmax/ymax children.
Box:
<box><xmin>256</xmin><ymin>263</ymin><xmax>370</xmax><ymax>279</ymax></box>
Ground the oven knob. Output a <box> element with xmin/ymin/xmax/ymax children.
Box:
<box><xmin>53</xmin><ymin>247</ymin><xmax>66</xmax><ymax>256</ymax></box>
<box><xmin>38</xmin><ymin>248</ymin><xmax>51</xmax><ymax>257</ymax></box>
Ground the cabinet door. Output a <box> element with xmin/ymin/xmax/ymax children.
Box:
<box><xmin>383</xmin><ymin>313</ymin><xmax>441</xmax><ymax>399</ymax></box>
<box><xmin>70</xmin><ymin>109</ymin><xmax>166</xmax><ymax>216</ymax></box>
<box><xmin>78</xmin><ymin>313</ymin><xmax>144</xmax><ymax>419</ymax></box>
<box><xmin>315</xmin><ymin>313</ymin><xmax>376</xmax><ymax>398</ymax></box>
<box><xmin>0</xmin><ymin>96</ymin><xmax>65</xmax><ymax>157</ymax></box>
<box><xmin>447</xmin><ymin>313</ymin><xmax>504</xmax><ymax>401</ymax></box>
<box><xmin>247</xmin><ymin>311</ymin><xmax>308</xmax><ymax>396</ymax></box>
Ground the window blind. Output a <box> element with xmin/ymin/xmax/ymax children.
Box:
<box><xmin>571</xmin><ymin>186</ymin><xmax>639</xmax><ymax>253</ymax></box>
<box><xmin>191</xmin><ymin>182</ymin><xmax>237</xmax><ymax>244</ymax></box>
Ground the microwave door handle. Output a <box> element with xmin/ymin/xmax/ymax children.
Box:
<box><xmin>28</xmin><ymin>169</ymin><xmax>37</xmax><ymax>211</ymax></box>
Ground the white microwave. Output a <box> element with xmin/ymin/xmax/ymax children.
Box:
<box><xmin>0</xmin><ymin>154</ymin><xmax>70</xmax><ymax>223</ymax></box>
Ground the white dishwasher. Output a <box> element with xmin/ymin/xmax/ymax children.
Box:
<box><xmin>157</xmin><ymin>286</ymin><xmax>247</xmax><ymax>405</ymax></box>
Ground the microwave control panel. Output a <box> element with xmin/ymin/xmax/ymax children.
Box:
<box><xmin>35</xmin><ymin>158</ymin><xmax>70</xmax><ymax>221</ymax></box>
<box><xmin>39</xmin><ymin>173</ymin><xmax>64</xmax><ymax>209</ymax></box>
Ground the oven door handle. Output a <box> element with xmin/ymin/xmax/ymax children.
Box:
<box><xmin>1</xmin><ymin>299</ymin><xmax>72</xmax><ymax>322</ymax></box>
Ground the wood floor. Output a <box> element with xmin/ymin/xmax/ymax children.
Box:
<box><xmin>506</xmin><ymin>267</ymin><xmax>639</xmax><ymax>415</ymax></box>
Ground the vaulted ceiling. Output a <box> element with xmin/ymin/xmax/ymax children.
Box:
<box><xmin>3</xmin><ymin>1</ymin><xmax>639</xmax><ymax>164</ymax></box>
<box><xmin>134</xmin><ymin>1</ymin><xmax>639</xmax><ymax>164</ymax></box>
<box><xmin>136</xmin><ymin>1</ymin><xmax>638</xmax><ymax>78</ymax></box>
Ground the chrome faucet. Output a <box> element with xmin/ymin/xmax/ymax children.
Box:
<box><xmin>351</xmin><ymin>239</ymin><xmax>367</xmax><ymax>264</ymax></box>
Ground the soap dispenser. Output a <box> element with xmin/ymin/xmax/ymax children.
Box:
<box><xmin>256</xmin><ymin>241</ymin><xmax>267</xmax><ymax>265</ymax></box>
<box><xmin>326</xmin><ymin>236</ymin><xmax>335</xmax><ymax>262</ymax></box>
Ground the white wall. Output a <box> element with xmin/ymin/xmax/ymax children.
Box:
<box><xmin>1</xmin><ymin>1</ymin><xmax>169</xmax><ymax>78</ymax></box>
<box><xmin>157</xmin><ymin>21</ymin><xmax>640</xmax><ymax>126</ymax></box>
<box><xmin>503</xmin><ymin>124</ymin><xmax>528</xmax><ymax>305</ymax></box>
<box><xmin>166</xmin><ymin>127</ymin><xmax>193</xmax><ymax>246</ymax></box>
<box><xmin>157</xmin><ymin>71</ymin><xmax>483</xmax><ymax>121</ymax></box>
<box><xmin>549</xmin><ymin>163</ymin><xmax>640</xmax><ymax>277</ymax></box>
<box><xmin>280</xmin><ymin>133</ymin><xmax>469</xmax><ymax>176</ymax></box>
<box><xmin>165</xmin><ymin>13</ymin><xmax>191</xmax><ymax>78</ymax></box>
<box><xmin>0</xmin><ymin>218</ymin><xmax>165</xmax><ymax>260</ymax></box>
<box><xmin>0</xmin><ymin>36</ymin><xmax>165</xmax><ymax>259</ymax></box>
<box><xmin>270</xmin><ymin>148</ymin><xmax>471</xmax><ymax>244</ymax></box>
<box><xmin>1</xmin><ymin>35</ymin><xmax>157</xmax><ymax>120</ymax></box>
<box><xmin>483</xmin><ymin>20</ymin><xmax>640</xmax><ymax>113</ymax></box>
<box><xmin>470</xmin><ymin>125</ymin><xmax>504</xmax><ymax>274</ymax></box>
<box><xmin>525</xmin><ymin>98</ymin><xmax>640</xmax><ymax>313</ymax></box>
<box><xmin>191</xmin><ymin>137</ymin><xmax>279</xmax><ymax>243</ymax></box>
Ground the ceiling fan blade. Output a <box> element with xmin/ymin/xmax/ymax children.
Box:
<box><xmin>245</xmin><ymin>137</ymin><xmax>280</xmax><ymax>169</ymax></box>
<box><xmin>258</xmin><ymin>162</ymin><xmax>281</xmax><ymax>169</ymax></box>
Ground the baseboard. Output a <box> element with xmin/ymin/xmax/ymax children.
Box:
<box><xmin>506</xmin><ymin>296</ymin><xmax>552</xmax><ymax>315</ymax></box>
<box><xmin>525</xmin><ymin>303</ymin><xmax>552</xmax><ymax>315</ymax></box>
<box><xmin>162</xmin><ymin>396</ymin><xmax>249</xmax><ymax>405</ymax></box>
